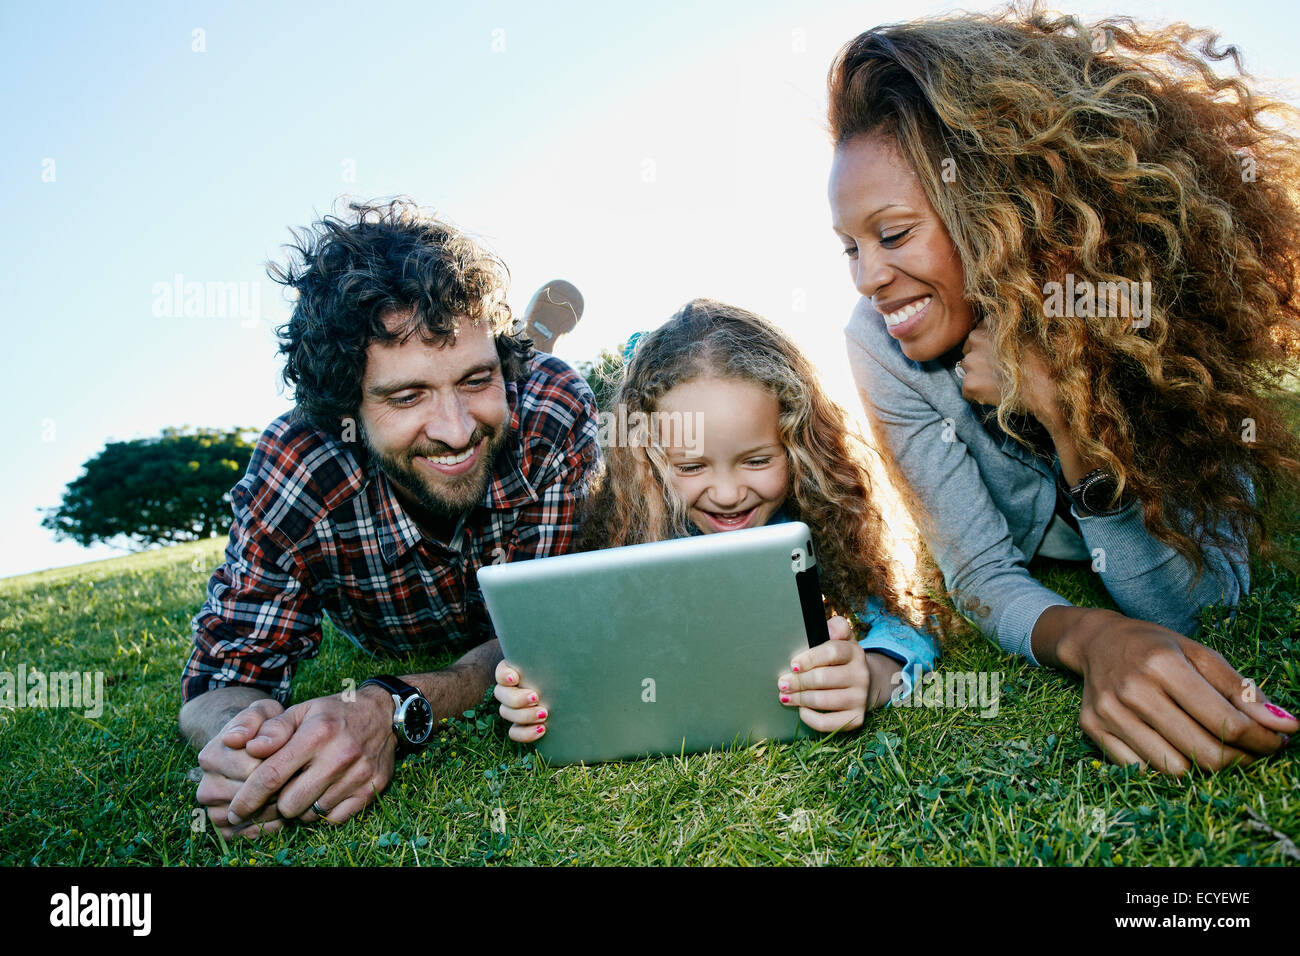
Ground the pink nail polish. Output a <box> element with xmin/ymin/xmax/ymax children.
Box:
<box><xmin>779</xmin><ymin>681</ymin><xmax>789</xmax><ymax>692</ymax></box>
<box><xmin>535</xmin><ymin>725</ymin><xmax>545</xmax><ymax>735</ymax></box>
<box><xmin>781</xmin><ymin>695</ymin><xmax>791</xmax><ymax>704</ymax></box>
<box><xmin>536</xmin><ymin>710</ymin><xmax>547</xmax><ymax>719</ymax></box>
<box><xmin>792</xmin><ymin>664</ymin><xmax>800</xmax><ymax>673</ymax></box>
<box><xmin>1266</xmin><ymin>703</ymin><xmax>1296</xmax><ymax>721</ymax></box>
<box><xmin>528</xmin><ymin>693</ymin><xmax>537</xmax><ymax>703</ymax></box>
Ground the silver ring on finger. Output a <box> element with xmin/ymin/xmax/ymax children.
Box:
<box><xmin>311</xmin><ymin>801</ymin><xmax>330</xmax><ymax>819</ymax></box>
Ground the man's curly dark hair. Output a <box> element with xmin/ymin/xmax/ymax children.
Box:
<box><xmin>269</xmin><ymin>198</ymin><xmax>534</xmax><ymax>437</ymax></box>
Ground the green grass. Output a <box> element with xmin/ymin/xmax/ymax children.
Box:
<box><xmin>1</xmin><ymin>528</ymin><xmax>1297</xmax><ymax>867</ymax></box>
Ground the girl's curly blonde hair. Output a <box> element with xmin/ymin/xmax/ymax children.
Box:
<box><xmin>828</xmin><ymin>3</ymin><xmax>1300</xmax><ymax>570</ymax></box>
<box><xmin>578</xmin><ymin>298</ymin><xmax>951</xmax><ymax>637</ymax></box>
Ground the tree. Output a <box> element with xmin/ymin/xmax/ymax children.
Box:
<box><xmin>574</xmin><ymin>344</ymin><xmax>626</xmax><ymax>413</ymax></box>
<box><xmin>41</xmin><ymin>426</ymin><xmax>259</xmax><ymax>550</ymax></box>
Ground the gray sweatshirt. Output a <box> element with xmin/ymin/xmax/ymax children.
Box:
<box><xmin>844</xmin><ymin>297</ymin><xmax>1249</xmax><ymax>663</ymax></box>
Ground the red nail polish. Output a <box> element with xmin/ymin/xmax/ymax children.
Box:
<box><xmin>781</xmin><ymin>695</ymin><xmax>790</xmax><ymax>704</ymax></box>
<box><xmin>535</xmin><ymin>725</ymin><xmax>545</xmax><ymax>735</ymax></box>
<box><xmin>528</xmin><ymin>693</ymin><xmax>537</xmax><ymax>703</ymax></box>
<box><xmin>1266</xmin><ymin>703</ymin><xmax>1296</xmax><ymax>722</ymax></box>
<box><xmin>779</xmin><ymin>681</ymin><xmax>789</xmax><ymax>692</ymax></box>
<box><xmin>792</xmin><ymin>664</ymin><xmax>800</xmax><ymax>673</ymax></box>
<box><xmin>536</xmin><ymin>710</ymin><xmax>547</xmax><ymax>719</ymax></box>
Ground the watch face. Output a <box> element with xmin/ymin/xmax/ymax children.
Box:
<box><xmin>1081</xmin><ymin>473</ymin><xmax>1120</xmax><ymax>514</ymax></box>
<box><xmin>397</xmin><ymin>695</ymin><xmax>434</xmax><ymax>745</ymax></box>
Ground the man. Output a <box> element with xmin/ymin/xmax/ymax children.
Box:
<box><xmin>179</xmin><ymin>199</ymin><xmax>600</xmax><ymax>839</ymax></box>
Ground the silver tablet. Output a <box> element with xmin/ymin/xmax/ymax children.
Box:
<box><xmin>476</xmin><ymin>521</ymin><xmax>829</xmax><ymax>765</ymax></box>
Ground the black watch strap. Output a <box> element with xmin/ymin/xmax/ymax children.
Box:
<box><xmin>361</xmin><ymin>674</ymin><xmax>417</xmax><ymax>700</ymax></box>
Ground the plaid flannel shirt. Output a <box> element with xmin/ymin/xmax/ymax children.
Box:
<box><xmin>181</xmin><ymin>353</ymin><xmax>600</xmax><ymax>704</ymax></box>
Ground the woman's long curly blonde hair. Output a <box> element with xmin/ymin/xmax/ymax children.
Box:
<box><xmin>578</xmin><ymin>298</ymin><xmax>950</xmax><ymax>636</ymax></box>
<box><xmin>828</xmin><ymin>3</ymin><xmax>1300</xmax><ymax>570</ymax></box>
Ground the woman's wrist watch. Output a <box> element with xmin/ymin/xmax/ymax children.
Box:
<box><xmin>361</xmin><ymin>675</ymin><xmax>434</xmax><ymax>750</ymax></box>
<box><xmin>1066</xmin><ymin>468</ymin><xmax>1128</xmax><ymax>517</ymax></box>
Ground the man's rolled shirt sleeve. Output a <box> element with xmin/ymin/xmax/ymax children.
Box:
<box><xmin>181</xmin><ymin>465</ymin><xmax>323</xmax><ymax>705</ymax></box>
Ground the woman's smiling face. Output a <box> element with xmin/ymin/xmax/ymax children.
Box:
<box><xmin>829</xmin><ymin>131</ymin><xmax>977</xmax><ymax>361</ymax></box>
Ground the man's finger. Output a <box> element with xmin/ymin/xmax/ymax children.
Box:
<box><xmin>298</xmin><ymin>759</ymin><xmax>379</xmax><ymax>823</ymax></box>
<box><xmin>319</xmin><ymin>793</ymin><xmax>374</xmax><ymax>826</ymax></box>
<box><xmin>195</xmin><ymin>773</ymin><xmax>240</xmax><ymax>807</ymax></box>
<box><xmin>276</xmin><ymin>752</ymin><xmax>356</xmax><ymax>820</ymax></box>
<box><xmin>245</xmin><ymin>708</ymin><xmax>303</xmax><ymax>758</ymax></box>
<box><xmin>221</xmin><ymin>699</ymin><xmax>283</xmax><ymax>748</ymax></box>
<box><xmin>198</xmin><ymin>739</ymin><xmax>262</xmax><ymax>780</ymax></box>
<box><xmin>236</xmin><ymin>819</ymin><xmax>286</xmax><ymax>841</ymax></box>
<box><xmin>210</xmin><ymin>801</ymin><xmax>283</xmax><ymax>839</ymax></box>
<box><xmin>227</xmin><ymin>719</ymin><xmax>315</xmax><ymax>823</ymax></box>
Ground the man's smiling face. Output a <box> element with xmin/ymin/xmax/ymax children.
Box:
<box><xmin>358</xmin><ymin>310</ymin><xmax>512</xmax><ymax>525</ymax></box>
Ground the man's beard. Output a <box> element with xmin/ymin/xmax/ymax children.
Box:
<box><xmin>364</xmin><ymin>423</ymin><xmax>510</xmax><ymax>521</ymax></box>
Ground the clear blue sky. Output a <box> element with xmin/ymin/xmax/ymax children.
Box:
<box><xmin>3</xmin><ymin>0</ymin><xmax>1297</xmax><ymax>578</ymax></box>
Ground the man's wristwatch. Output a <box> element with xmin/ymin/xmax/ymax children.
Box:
<box><xmin>361</xmin><ymin>675</ymin><xmax>434</xmax><ymax>750</ymax></box>
<box><xmin>1065</xmin><ymin>468</ymin><xmax>1128</xmax><ymax>517</ymax></box>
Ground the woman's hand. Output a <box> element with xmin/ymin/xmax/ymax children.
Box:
<box><xmin>959</xmin><ymin>325</ymin><xmax>1062</xmax><ymax>429</ymax></box>
<box><xmin>778</xmin><ymin>616</ymin><xmax>884</xmax><ymax>732</ymax></box>
<box><xmin>493</xmin><ymin>659</ymin><xmax>549</xmax><ymax>743</ymax></box>
<box><xmin>960</xmin><ymin>325</ymin><xmax>1103</xmax><ymax>483</ymax></box>
<box><xmin>1039</xmin><ymin>606</ymin><xmax>1297</xmax><ymax>774</ymax></box>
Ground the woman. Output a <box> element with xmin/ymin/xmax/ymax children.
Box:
<box><xmin>826</xmin><ymin>7</ymin><xmax>1300</xmax><ymax>773</ymax></box>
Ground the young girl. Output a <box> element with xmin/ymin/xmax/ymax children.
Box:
<box><xmin>494</xmin><ymin>298</ymin><xmax>947</xmax><ymax>742</ymax></box>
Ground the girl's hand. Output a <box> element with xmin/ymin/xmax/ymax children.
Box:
<box><xmin>493</xmin><ymin>659</ymin><xmax>549</xmax><ymax>744</ymax></box>
<box><xmin>778</xmin><ymin>616</ymin><xmax>872</xmax><ymax>733</ymax></box>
